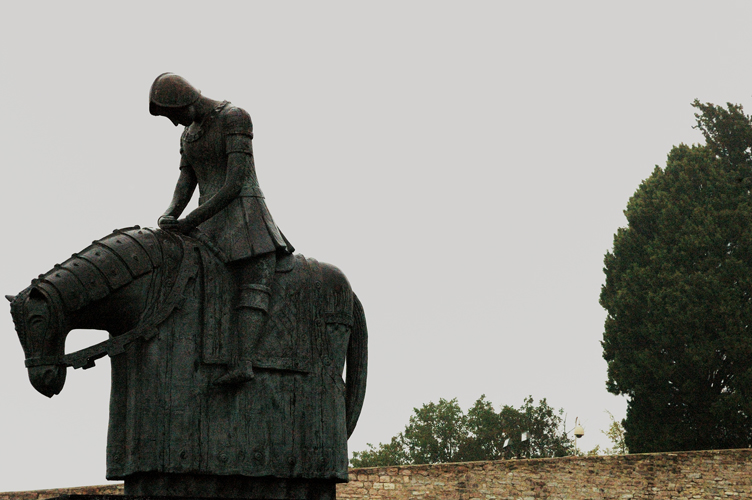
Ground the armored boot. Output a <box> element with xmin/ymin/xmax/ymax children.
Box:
<box><xmin>214</xmin><ymin>284</ymin><xmax>271</xmax><ymax>386</ymax></box>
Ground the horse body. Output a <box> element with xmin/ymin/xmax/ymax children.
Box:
<box><xmin>9</xmin><ymin>226</ymin><xmax>367</xmax><ymax>499</ymax></box>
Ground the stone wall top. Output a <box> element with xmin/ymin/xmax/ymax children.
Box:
<box><xmin>0</xmin><ymin>483</ymin><xmax>123</xmax><ymax>500</ymax></box>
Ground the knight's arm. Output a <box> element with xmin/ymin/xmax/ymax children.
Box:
<box><xmin>160</xmin><ymin>160</ymin><xmax>197</xmax><ymax>220</ymax></box>
<box><xmin>180</xmin><ymin>107</ymin><xmax>253</xmax><ymax>229</ymax></box>
<box><xmin>181</xmin><ymin>152</ymin><xmax>246</xmax><ymax>227</ymax></box>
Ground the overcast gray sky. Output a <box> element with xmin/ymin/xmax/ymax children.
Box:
<box><xmin>2</xmin><ymin>1</ymin><xmax>752</xmax><ymax>492</ymax></box>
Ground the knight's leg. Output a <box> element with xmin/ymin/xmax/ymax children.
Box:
<box><xmin>214</xmin><ymin>252</ymin><xmax>275</xmax><ymax>386</ymax></box>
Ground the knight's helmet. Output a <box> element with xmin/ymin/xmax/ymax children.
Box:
<box><xmin>149</xmin><ymin>73</ymin><xmax>201</xmax><ymax>115</ymax></box>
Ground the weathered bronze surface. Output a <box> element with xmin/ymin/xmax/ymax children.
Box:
<box><xmin>7</xmin><ymin>74</ymin><xmax>367</xmax><ymax>499</ymax></box>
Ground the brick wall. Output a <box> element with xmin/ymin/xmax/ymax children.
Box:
<box><xmin>0</xmin><ymin>483</ymin><xmax>122</xmax><ymax>500</ymax></box>
<box><xmin>338</xmin><ymin>449</ymin><xmax>752</xmax><ymax>499</ymax></box>
<box><xmin>2</xmin><ymin>449</ymin><xmax>751</xmax><ymax>500</ymax></box>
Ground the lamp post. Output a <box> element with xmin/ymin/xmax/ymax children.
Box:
<box><xmin>572</xmin><ymin>417</ymin><xmax>584</xmax><ymax>455</ymax></box>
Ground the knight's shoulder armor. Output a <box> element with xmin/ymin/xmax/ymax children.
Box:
<box><xmin>221</xmin><ymin>104</ymin><xmax>253</xmax><ymax>137</ymax></box>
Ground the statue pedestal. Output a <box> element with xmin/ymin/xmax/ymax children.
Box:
<box><xmin>49</xmin><ymin>497</ymin><xmax>217</xmax><ymax>500</ymax></box>
<box><xmin>48</xmin><ymin>496</ymin><xmax>332</xmax><ymax>500</ymax></box>
<box><xmin>122</xmin><ymin>474</ymin><xmax>336</xmax><ymax>500</ymax></box>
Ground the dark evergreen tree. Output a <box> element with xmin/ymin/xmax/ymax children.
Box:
<box><xmin>601</xmin><ymin>101</ymin><xmax>752</xmax><ymax>453</ymax></box>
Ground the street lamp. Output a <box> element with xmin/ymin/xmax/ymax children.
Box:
<box><xmin>567</xmin><ymin>417</ymin><xmax>585</xmax><ymax>455</ymax></box>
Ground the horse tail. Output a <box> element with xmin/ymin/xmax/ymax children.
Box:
<box><xmin>346</xmin><ymin>292</ymin><xmax>368</xmax><ymax>438</ymax></box>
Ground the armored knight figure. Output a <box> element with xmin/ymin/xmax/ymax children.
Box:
<box><xmin>150</xmin><ymin>73</ymin><xmax>293</xmax><ymax>385</ymax></box>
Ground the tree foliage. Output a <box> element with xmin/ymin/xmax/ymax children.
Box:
<box><xmin>601</xmin><ymin>101</ymin><xmax>752</xmax><ymax>453</ymax></box>
<box><xmin>587</xmin><ymin>411</ymin><xmax>628</xmax><ymax>456</ymax></box>
<box><xmin>402</xmin><ymin>398</ymin><xmax>467</xmax><ymax>464</ymax></box>
<box><xmin>598</xmin><ymin>411</ymin><xmax>628</xmax><ymax>455</ymax></box>
<box><xmin>349</xmin><ymin>435</ymin><xmax>409</xmax><ymax>468</ymax></box>
<box><xmin>603</xmin><ymin>412</ymin><xmax>628</xmax><ymax>455</ymax></box>
<box><xmin>350</xmin><ymin>396</ymin><xmax>573</xmax><ymax>467</ymax></box>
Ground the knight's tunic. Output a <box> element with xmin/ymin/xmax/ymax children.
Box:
<box><xmin>181</xmin><ymin>101</ymin><xmax>292</xmax><ymax>262</ymax></box>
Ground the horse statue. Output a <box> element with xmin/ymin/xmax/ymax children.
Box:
<box><xmin>7</xmin><ymin>225</ymin><xmax>367</xmax><ymax>499</ymax></box>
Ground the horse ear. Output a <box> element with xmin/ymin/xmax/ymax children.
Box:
<box><xmin>5</xmin><ymin>295</ymin><xmax>15</xmax><ymax>303</ymax></box>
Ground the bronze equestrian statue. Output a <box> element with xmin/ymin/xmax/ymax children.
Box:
<box><xmin>7</xmin><ymin>74</ymin><xmax>367</xmax><ymax>500</ymax></box>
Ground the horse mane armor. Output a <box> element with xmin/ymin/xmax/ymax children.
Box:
<box><xmin>33</xmin><ymin>226</ymin><xmax>169</xmax><ymax>312</ymax></box>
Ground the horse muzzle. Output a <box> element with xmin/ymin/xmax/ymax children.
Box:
<box><xmin>28</xmin><ymin>364</ymin><xmax>66</xmax><ymax>397</ymax></box>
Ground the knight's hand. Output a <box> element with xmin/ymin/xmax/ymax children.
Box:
<box><xmin>158</xmin><ymin>215</ymin><xmax>179</xmax><ymax>229</ymax></box>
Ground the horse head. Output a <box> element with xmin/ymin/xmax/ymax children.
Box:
<box><xmin>7</xmin><ymin>226</ymin><xmax>177</xmax><ymax>397</ymax></box>
<box><xmin>8</xmin><ymin>286</ymin><xmax>68</xmax><ymax>397</ymax></box>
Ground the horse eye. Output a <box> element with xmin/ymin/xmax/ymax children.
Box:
<box><xmin>29</xmin><ymin>314</ymin><xmax>46</xmax><ymax>327</ymax></box>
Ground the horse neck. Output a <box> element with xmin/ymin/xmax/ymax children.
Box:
<box><xmin>49</xmin><ymin>226</ymin><xmax>184</xmax><ymax>337</ymax></box>
<box><xmin>68</xmin><ymin>273</ymin><xmax>153</xmax><ymax>336</ymax></box>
